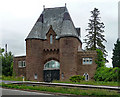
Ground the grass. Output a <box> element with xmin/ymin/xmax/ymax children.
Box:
<box><xmin>1</xmin><ymin>76</ymin><xmax>119</xmax><ymax>87</ymax></box>
<box><xmin>52</xmin><ymin>80</ymin><xmax>119</xmax><ymax>87</ymax></box>
<box><xmin>1</xmin><ymin>83</ymin><xmax>120</xmax><ymax>97</ymax></box>
<box><xmin>2</xmin><ymin>75</ymin><xmax>23</xmax><ymax>81</ymax></box>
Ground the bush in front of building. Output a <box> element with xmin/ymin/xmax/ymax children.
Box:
<box><xmin>2</xmin><ymin>75</ymin><xmax>24</xmax><ymax>81</ymax></box>
<box><xmin>94</xmin><ymin>49</ymin><xmax>120</xmax><ymax>82</ymax></box>
<box><xmin>69</xmin><ymin>75</ymin><xmax>85</xmax><ymax>82</ymax></box>
<box><xmin>94</xmin><ymin>67</ymin><xmax>120</xmax><ymax>82</ymax></box>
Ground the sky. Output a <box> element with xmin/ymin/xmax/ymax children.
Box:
<box><xmin>0</xmin><ymin>0</ymin><xmax>119</xmax><ymax>67</ymax></box>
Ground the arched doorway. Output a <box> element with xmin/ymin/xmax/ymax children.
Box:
<box><xmin>43</xmin><ymin>60</ymin><xmax>60</xmax><ymax>82</ymax></box>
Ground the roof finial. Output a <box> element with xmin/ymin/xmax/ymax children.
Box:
<box><xmin>65</xmin><ymin>3</ymin><xmax>66</xmax><ymax>7</ymax></box>
<box><xmin>43</xmin><ymin>5</ymin><xmax>45</xmax><ymax>10</ymax></box>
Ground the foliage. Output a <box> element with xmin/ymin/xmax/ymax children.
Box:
<box><xmin>2</xmin><ymin>75</ymin><xmax>24</xmax><ymax>81</ymax></box>
<box><xmin>94</xmin><ymin>67</ymin><xmax>120</xmax><ymax>82</ymax></box>
<box><xmin>2</xmin><ymin>83</ymin><xmax>119</xmax><ymax>96</ymax></box>
<box><xmin>0</xmin><ymin>48</ymin><xmax>4</xmax><ymax>76</ymax></box>
<box><xmin>84</xmin><ymin>8</ymin><xmax>107</xmax><ymax>57</ymax></box>
<box><xmin>2</xmin><ymin>51</ymin><xmax>14</xmax><ymax>76</ymax></box>
<box><xmin>95</xmin><ymin>49</ymin><xmax>105</xmax><ymax>68</ymax></box>
<box><xmin>94</xmin><ymin>49</ymin><xmax>120</xmax><ymax>82</ymax></box>
<box><xmin>52</xmin><ymin>80</ymin><xmax>118</xmax><ymax>86</ymax></box>
<box><xmin>0</xmin><ymin>48</ymin><xmax>4</xmax><ymax>54</ymax></box>
<box><xmin>112</xmin><ymin>39</ymin><xmax>120</xmax><ymax>68</ymax></box>
<box><xmin>69</xmin><ymin>75</ymin><xmax>85</xmax><ymax>82</ymax></box>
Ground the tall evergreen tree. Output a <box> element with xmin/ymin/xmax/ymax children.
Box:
<box><xmin>84</xmin><ymin>8</ymin><xmax>107</xmax><ymax>57</ymax></box>
<box><xmin>0</xmin><ymin>48</ymin><xmax>4</xmax><ymax>76</ymax></box>
<box><xmin>2</xmin><ymin>51</ymin><xmax>13</xmax><ymax>76</ymax></box>
<box><xmin>112</xmin><ymin>39</ymin><xmax>120</xmax><ymax>68</ymax></box>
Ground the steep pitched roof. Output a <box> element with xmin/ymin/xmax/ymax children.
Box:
<box><xmin>26</xmin><ymin>6</ymin><xmax>80</xmax><ymax>40</ymax></box>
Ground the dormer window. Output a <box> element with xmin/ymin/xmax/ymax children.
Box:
<box><xmin>50</xmin><ymin>35</ymin><xmax>53</xmax><ymax>44</ymax></box>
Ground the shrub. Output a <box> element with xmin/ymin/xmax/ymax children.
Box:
<box><xmin>94</xmin><ymin>67</ymin><xmax>120</xmax><ymax>82</ymax></box>
<box><xmin>69</xmin><ymin>75</ymin><xmax>85</xmax><ymax>82</ymax></box>
<box><xmin>2</xmin><ymin>75</ymin><xmax>24</xmax><ymax>81</ymax></box>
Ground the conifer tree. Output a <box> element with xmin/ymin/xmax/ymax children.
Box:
<box><xmin>112</xmin><ymin>39</ymin><xmax>120</xmax><ymax>68</ymax></box>
<box><xmin>84</xmin><ymin>8</ymin><xmax>107</xmax><ymax>57</ymax></box>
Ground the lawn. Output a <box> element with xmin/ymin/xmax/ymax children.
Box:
<box><xmin>2</xmin><ymin>76</ymin><xmax>119</xmax><ymax>86</ymax></box>
<box><xmin>1</xmin><ymin>83</ymin><xmax>120</xmax><ymax>97</ymax></box>
<box><xmin>52</xmin><ymin>80</ymin><xmax>119</xmax><ymax>87</ymax></box>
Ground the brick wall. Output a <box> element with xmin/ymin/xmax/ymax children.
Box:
<box><xmin>59</xmin><ymin>37</ymin><xmax>81</xmax><ymax>81</ymax></box>
<box><xmin>77</xmin><ymin>51</ymin><xmax>97</xmax><ymax>80</ymax></box>
<box><xmin>26</xmin><ymin>39</ymin><xmax>44</xmax><ymax>81</ymax></box>
<box><xmin>13</xmin><ymin>56</ymin><xmax>26</xmax><ymax>77</ymax></box>
<box><xmin>14</xmin><ymin>36</ymin><xmax>97</xmax><ymax>82</ymax></box>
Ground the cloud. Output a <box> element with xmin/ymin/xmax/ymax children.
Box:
<box><xmin>0</xmin><ymin>0</ymin><xmax>118</xmax><ymax>67</ymax></box>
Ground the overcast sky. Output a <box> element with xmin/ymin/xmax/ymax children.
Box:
<box><xmin>0</xmin><ymin>0</ymin><xmax>119</xmax><ymax>67</ymax></box>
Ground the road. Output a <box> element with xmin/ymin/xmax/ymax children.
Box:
<box><xmin>1</xmin><ymin>88</ymin><xmax>67</xmax><ymax>97</ymax></box>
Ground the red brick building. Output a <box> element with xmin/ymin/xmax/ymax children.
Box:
<box><xmin>13</xmin><ymin>6</ymin><xmax>97</xmax><ymax>82</ymax></box>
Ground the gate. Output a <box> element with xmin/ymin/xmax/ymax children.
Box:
<box><xmin>43</xmin><ymin>69</ymin><xmax>60</xmax><ymax>82</ymax></box>
<box><xmin>43</xmin><ymin>60</ymin><xmax>60</xmax><ymax>82</ymax></box>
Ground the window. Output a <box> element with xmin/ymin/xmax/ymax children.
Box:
<box><xmin>34</xmin><ymin>74</ymin><xmax>37</xmax><ymax>80</ymax></box>
<box><xmin>83</xmin><ymin>58</ymin><xmax>92</xmax><ymax>65</ymax></box>
<box><xmin>18</xmin><ymin>61</ymin><xmax>26</xmax><ymax>68</ymax></box>
<box><xmin>56</xmin><ymin>36</ymin><xmax>58</xmax><ymax>39</ymax></box>
<box><xmin>18</xmin><ymin>61</ymin><xmax>22</xmax><ymax>67</ymax></box>
<box><xmin>50</xmin><ymin>35</ymin><xmax>53</xmax><ymax>44</ymax></box>
<box><xmin>23</xmin><ymin>61</ymin><xmax>26</xmax><ymax>67</ymax></box>
<box><xmin>44</xmin><ymin>60</ymin><xmax>60</xmax><ymax>70</ymax></box>
<box><xmin>83</xmin><ymin>73</ymin><xmax>89</xmax><ymax>81</ymax></box>
<box><xmin>62</xmin><ymin>73</ymin><xmax>64</xmax><ymax>79</ymax></box>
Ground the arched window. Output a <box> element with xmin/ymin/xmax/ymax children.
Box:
<box><xmin>44</xmin><ymin>60</ymin><xmax>60</xmax><ymax>70</ymax></box>
<box><xmin>50</xmin><ymin>35</ymin><xmax>53</xmax><ymax>44</ymax></box>
<box><xmin>83</xmin><ymin>73</ymin><xmax>89</xmax><ymax>81</ymax></box>
<box><xmin>34</xmin><ymin>74</ymin><xmax>37</xmax><ymax>80</ymax></box>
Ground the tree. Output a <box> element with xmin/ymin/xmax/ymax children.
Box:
<box><xmin>95</xmin><ymin>49</ymin><xmax>105</xmax><ymax>68</ymax></box>
<box><xmin>94</xmin><ymin>49</ymin><xmax>120</xmax><ymax>82</ymax></box>
<box><xmin>112</xmin><ymin>39</ymin><xmax>120</xmax><ymax>68</ymax></box>
<box><xmin>0</xmin><ymin>48</ymin><xmax>4</xmax><ymax>76</ymax></box>
<box><xmin>0</xmin><ymin>48</ymin><xmax>4</xmax><ymax>54</ymax></box>
<box><xmin>84</xmin><ymin>8</ymin><xmax>107</xmax><ymax>57</ymax></box>
<box><xmin>2</xmin><ymin>51</ymin><xmax>13</xmax><ymax>76</ymax></box>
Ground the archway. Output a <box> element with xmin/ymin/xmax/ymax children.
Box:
<box><xmin>43</xmin><ymin>60</ymin><xmax>60</xmax><ymax>82</ymax></box>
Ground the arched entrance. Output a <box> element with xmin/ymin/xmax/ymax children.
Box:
<box><xmin>43</xmin><ymin>60</ymin><xmax>60</xmax><ymax>82</ymax></box>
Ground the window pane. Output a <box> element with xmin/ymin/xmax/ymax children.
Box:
<box><xmin>83</xmin><ymin>58</ymin><xmax>92</xmax><ymax>65</ymax></box>
<box><xmin>50</xmin><ymin>35</ymin><xmax>53</xmax><ymax>44</ymax></box>
<box><xmin>23</xmin><ymin>61</ymin><xmax>26</xmax><ymax>67</ymax></box>
<box><xmin>18</xmin><ymin>61</ymin><xmax>22</xmax><ymax>67</ymax></box>
<box><xmin>44</xmin><ymin>60</ymin><xmax>60</xmax><ymax>69</ymax></box>
<box><xmin>34</xmin><ymin>74</ymin><xmax>37</xmax><ymax>79</ymax></box>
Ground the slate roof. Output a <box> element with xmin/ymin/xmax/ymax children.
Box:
<box><xmin>26</xmin><ymin>6</ymin><xmax>80</xmax><ymax>40</ymax></box>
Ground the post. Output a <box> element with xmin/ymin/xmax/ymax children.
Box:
<box><xmin>22</xmin><ymin>76</ymin><xmax>24</xmax><ymax>82</ymax></box>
